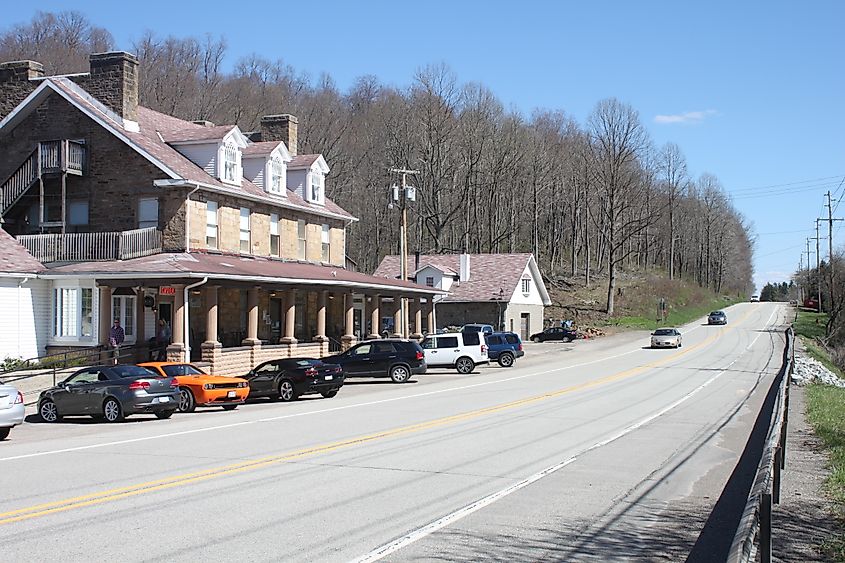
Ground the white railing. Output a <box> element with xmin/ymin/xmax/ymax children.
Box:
<box><xmin>1</xmin><ymin>140</ymin><xmax>86</xmax><ymax>217</ymax></box>
<box><xmin>17</xmin><ymin>227</ymin><xmax>162</xmax><ymax>263</ymax></box>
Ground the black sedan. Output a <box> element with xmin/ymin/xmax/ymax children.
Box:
<box><xmin>38</xmin><ymin>365</ymin><xmax>179</xmax><ymax>423</ymax></box>
<box><xmin>241</xmin><ymin>358</ymin><xmax>344</xmax><ymax>402</ymax></box>
<box><xmin>530</xmin><ymin>327</ymin><xmax>577</xmax><ymax>343</ymax></box>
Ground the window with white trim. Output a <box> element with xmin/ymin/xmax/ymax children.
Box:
<box><xmin>138</xmin><ymin>198</ymin><xmax>158</xmax><ymax>229</ymax></box>
<box><xmin>425</xmin><ymin>277</ymin><xmax>435</xmax><ymax>287</ymax></box>
<box><xmin>521</xmin><ymin>277</ymin><xmax>531</xmax><ymax>294</ymax></box>
<box><xmin>310</xmin><ymin>171</ymin><xmax>322</xmax><ymax>203</ymax></box>
<box><xmin>222</xmin><ymin>143</ymin><xmax>239</xmax><ymax>183</ymax></box>
<box><xmin>269</xmin><ymin>156</ymin><xmax>285</xmax><ymax>195</ymax></box>
<box><xmin>239</xmin><ymin>207</ymin><xmax>251</xmax><ymax>253</ymax></box>
<box><xmin>270</xmin><ymin>213</ymin><xmax>280</xmax><ymax>257</ymax></box>
<box><xmin>297</xmin><ymin>219</ymin><xmax>306</xmax><ymax>260</ymax></box>
<box><xmin>112</xmin><ymin>295</ymin><xmax>136</xmax><ymax>341</ymax></box>
<box><xmin>206</xmin><ymin>201</ymin><xmax>218</xmax><ymax>249</ymax></box>
<box><xmin>54</xmin><ymin>287</ymin><xmax>93</xmax><ymax>338</ymax></box>
<box><xmin>321</xmin><ymin>224</ymin><xmax>330</xmax><ymax>262</ymax></box>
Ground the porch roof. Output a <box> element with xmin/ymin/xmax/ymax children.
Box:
<box><xmin>39</xmin><ymin>252</ymin><xmax>445</xmax><ymax>295</ymax></box>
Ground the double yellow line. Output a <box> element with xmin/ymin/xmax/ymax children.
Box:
<box><xmin>0</xmin><ymin>311</ymin><xmax>753</xmax><ymax>525</ymax></box>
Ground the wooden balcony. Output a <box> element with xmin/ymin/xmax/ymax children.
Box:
<box><xmin>17</xmin><ymin>227</ymin><xmax>162</xmax><ymax>263</ymax></box>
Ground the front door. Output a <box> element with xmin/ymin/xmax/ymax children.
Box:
<box><xmin>61</xmin><ymin>368</ymin><xmax>101</xmax><ymax>414</ymax></box>
<box><xmin>520</xmin><ymin>313</ymin><xmax>530</xmax><ymax>341</ymax></box>
<box><xmin>343</xmin><ymin>343</ymin><xmax>375</xmax><ymax>376</ymax></box>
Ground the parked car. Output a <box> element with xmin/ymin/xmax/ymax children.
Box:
<box><xmin>138</xmin><ymin>362</ymin><xmax>249</xmax><ymax>413</ymax></box>
<box><xmin>420</xmin><ymin>331</ymin><xmax>489</xmax><ymax>374</ymax></box>
<box><xmin>240</xmin><ymin>358</ymin><xmax>344</xmax><ymax>401</ymax></box>
<box><xmin>324</xmin><ymin>339</ymin><xmax>426</xmax><ymax>383</ymax></box>
<box><xmin>485</xmin><ymin>332</ymin><xmax>524</xmax><ymax>367</ymax></box>
<box><xmin>0</xmin><ymin>381</ymin><xmax>25</xmax><ymax>440</ymax></box>
<box><xmin>530</xmin><ymin>327</ymin><xmax>577</xmax><ymax>343</ymax></box>
<box><xmin>707</xmin><ymin>311</ymin><xmax>728</xmax><ymax>325</ymax></box>
<box><xmin>38</xmin><ymin>365</ymin><xmax>178</xmax><ymax>423</ymax></box>
<box><xmin>461</xmin><ymin>324</ymin><xmax>494</xmax><ymax>335</ymax></box>
<box><xmin>651</xmin><ymin>328</ymin><xmax>683</xmax><ymax>349</ymax></box>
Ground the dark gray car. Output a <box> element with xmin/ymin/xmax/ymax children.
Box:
<box><xmin>38</xmin><ymin>365</ymin><xmax>179</xmax><ymax>423</ymax></box>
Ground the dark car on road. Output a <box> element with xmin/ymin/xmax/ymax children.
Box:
<box><xmin>485</xmin><ymin>332</ymin><xmax>524</xmax><ymax>367</ymax></box>
<box><xmin>241</xmin><ymin>358</ymin><xmax>344</xmax><ymax>402</ymax></box>
<box><xmin>324</xmin><ymin>339</ymin><xmax>427</xmax><ymax>383</ymax></box>
<box><xmin>530</xmin><ymin>327</ymin><xmax>577</xmax><ymax>343</ymax></box>
<box><xmin>707</xmin><ymin>311</ymin><xmax>727</xmax><ymax>325</ymax></box>
<box><xmin>38</xmin><ymin>364</ymin><xmax>178</xmax><ymax>423</ymax></box>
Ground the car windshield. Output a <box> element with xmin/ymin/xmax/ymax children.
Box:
<box><xmin>654</xmin><ymin>329</ymin><xmax>675</xmax><ymax>336</ymax></box>
<box><xmin>113</xmin><ymin>365</ymin><xmax>158</xmax><ymax>378</ymax></box>
<box><xmin>161</xmin><ymin>364</ymin><xmax>205</xmax><ymax>377</ymax></box>
<box><xmin>710</xmin><ymin>311</ymin><xmax>724</xmax><ymax>316</ymax></box>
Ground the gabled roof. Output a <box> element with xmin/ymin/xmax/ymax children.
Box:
<box><xmin>288</xmin><ymin>154</ymin><xmax>329</xmax><ymax>174</ymax></box>
<box><xmin>242</xmin><ymin>141</ymin><xmax>291</xmax><ymax>160</ymax></box>
<box><xmin>160</xmin><ymin>124</ymin><xmax>238</xmax><ymax>144</ymax></box>
<box><xmin>0</xmin><ymin>78</ymin><xmax>354</xmax><ymax>221</ymax></box>
<box><xmin>374</xmin><ymin>253</ymin><xmax>551</xmax><ymax>305</ymax></box>
<box><xmin>0</xmin><ymin>228</ymin><xmax>44</xmax><ymax>275</ymax></box>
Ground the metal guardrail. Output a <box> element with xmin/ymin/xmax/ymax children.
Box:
<box><xmin>728</xmin><ymin>326</ymin><xmax>794</xmax><ymax>563</ymax></box>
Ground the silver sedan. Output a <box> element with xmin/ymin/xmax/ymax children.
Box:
<box><xmin>0</xmin><ymin>382</ymin><xmax>26</xmax><ymax>440</ymax></box>
<box><xmin>651</xmin><ymin>328</ymin><xmax>683</xmax><ymax>349</ymax></box>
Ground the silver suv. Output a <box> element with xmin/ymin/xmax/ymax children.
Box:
<box><xmin>421</xmin><ymin>332</ymin><xmax>489</xmax><ymax>374</ymax></box>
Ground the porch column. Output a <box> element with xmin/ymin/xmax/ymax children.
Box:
<box><xmin>392</xmin><ymin>297</ymin><xmax>402</xmax><ymax>338</ymax></box>
<box><xmin>243</xmin><ymin>286</ymin><xmax>260</xmax><ymax>345</ymax></box>
<box><xmin>367</xmin><ymin>294</ymin><xmax>381</xmax><ymax>339</ymax></box>
<box><xmin>341</xmin><ymin>292</ymin><xmax>356</xmax><ymax>350</ymax></box>
<box><xmin>281</xmin><ymin>288</ymin><xmax>297</xmax><ymax>344</ymax></box>
<box><xmin>427</xmin><ymin>299</ymin><xmax>436</xmax><ymax>335</ymax></box>
<box><xmin>314</xmin><ymin>290</ymin><xmax>328</xmax><ymax>342</ymax></box>
<box><xmin>167</xmin><ymin>284</ymin><xmax>186</xmax><ymax>362</ymax></box>
<box><xmin>201</xmin><ymin>285</ymin><xmax>222</xmax><ymax>366</ymax></box>
<box><xmin>412</xmin><ymin>298</ymin><xmax>423</xmax><ymax>339</ymax></box>
<box><xmin>98</xmin><ymin>286</ymin><xmax>112</xmax><ymax>347</ymax></box>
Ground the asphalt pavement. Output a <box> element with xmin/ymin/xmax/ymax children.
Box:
<box><xmin>0</xmin><ymin>302</ymin><xmax>789</xmax><ymax>562</ymax></box>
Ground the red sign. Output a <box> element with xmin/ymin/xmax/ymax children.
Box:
<box><xmin>159</xmin><ymin>286</ymin><xmax>176</xmax><ymax>296</ymax></box>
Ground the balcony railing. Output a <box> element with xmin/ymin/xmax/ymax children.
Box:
<box><xmin>17</xmin><ymin>227</ymin><xmax>162</xmax><ymax>263</ymax></box>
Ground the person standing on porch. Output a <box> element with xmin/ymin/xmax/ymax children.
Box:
<box><xmin>156</xmin><ymin>319</ymin><xmax>171</xmax><ymax>361</ymax></box>
<box><xmin>109</xmin><ymin>318</ymin><xmax>125</xmax><ymax>364</ymax></box>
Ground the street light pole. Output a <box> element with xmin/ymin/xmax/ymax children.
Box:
<box><xmin>390</xmin><ymin>167</ymin><xmax>419</xmax><ymax>338</ymax></box>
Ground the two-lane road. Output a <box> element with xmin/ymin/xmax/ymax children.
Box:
<box><xmin>0</xmin><ymin>302</ymin><xmax>788</xmax><ymax>562</ymax></box>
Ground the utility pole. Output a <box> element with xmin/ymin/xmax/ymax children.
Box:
<box><xmin>824</xmin><ymin>192</ymin><xmax>843</xmax><ymax>317</ymax></box>
<box><xmin>389</xmin><ymin>168</ymin><xmax>419</xmax><ymax>338</ymax></box>
<box><xmin>805</xmin><ymin>238</ymin><xmax>814</xmax><ymax>304</ymax></box>
<box><xmin>814</xmin><ymin>219</ymin><xmax>823</xmax><ymax>312</ymax></box>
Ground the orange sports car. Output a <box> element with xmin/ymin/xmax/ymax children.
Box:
<box><xmin>138</xmin><ymin>362</ymin><xmax>249</xmax><ymax>413</ymax></box>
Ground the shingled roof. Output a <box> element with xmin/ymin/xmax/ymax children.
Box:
<box><xmin>373</xmin><ymin>253</ymin><xmax>548</xmax><ymax>304</ymax></box>
<box><xmin>0</xmin><ymin>228</ymin><xmax>43</xmax><ymax>274</ymax></box>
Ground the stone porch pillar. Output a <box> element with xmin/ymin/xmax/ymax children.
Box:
<box><xmin>201</xmin><ymin>285</ymin><xmax>221</xmax><ymax>365</ymax></box>
<box><xmin>392</xmin><ymin>297</ymin><xmax>402</xmax><ymax>338</ymax></box>
<box><xmin>314</xmin><ymin>290</ymin><xmax>328</xmax><ymax>343</ymax></box>
<box><xmin>167</xmin><ymin>284</ymin><xmax>186</xmax><ymax>362</ymax></box>
<box><xmin>99</xmin><ymin>286</ymin><xmax>112</xmax><ymax>347</ymax></box>
<box><xmin>341</xmin><ymin>292</ymin><xmax>356</xmax><ymax>350</ymax></box>
<box><xmin>281</xmin><ymin>288</ymin><xmax>297</xmax><ymax>344</ymax></box>
<box><xmin>412</xmin><ymin>298</ymin><xmax>423</xmax><ymax>339</ymax></box>
<box><xmin>243</xmin><ymin>286</ymin><xmax>261</xmax><ymax>345</ymax></box>
<box><xmin>367</xmin><ymin>294</ymin><xmax>381</xmax><ymax>339</ymax></box>
<box><xmin>427</xmin><ymin>299</ymin><xmax>436</xmax><ymax>335</ymax></box>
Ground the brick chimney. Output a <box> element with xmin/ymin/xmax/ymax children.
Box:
<box><xmin>87</xmin><ymin>51</ymin><xmax>139</xmax><ymax>122</ymax></box>
<box><xmin>259</xmin><ymin>114</ymin><xmax>298</xmax><ymax>156</ymax></box>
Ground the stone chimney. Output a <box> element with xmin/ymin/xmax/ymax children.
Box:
<box><xmin>0</xmin><ymin>60</ymin><xmax>44</xmax><ymax>82</ymax></box>
<box><xmin>0</xmin><ymin>60</ymin><xmax>44</xmax><ymax>120</ymax></box>
<box><xmin>259</xmin><ymin>114</ymin><xmax>298</xmax><ymax>156</ymax></box>
<box><xmin>459</xmin><ymin>254</ymin><xmax>471</xmax><ymax>282</ymax></box>
<box><xmin>87</xmin><ymin>51</ymin><xmax>139</xmax><ymax>122</ymax></box>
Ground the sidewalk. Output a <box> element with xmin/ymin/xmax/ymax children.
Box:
<box><xmin>772</xmin><ymin>384</ymin><xmax>838</xmax><ymax>561</ymax></box>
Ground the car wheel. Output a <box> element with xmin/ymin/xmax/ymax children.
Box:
<box><xmin>678</xmin><ymin>341</ymin><xmax>682</xmax><ymax>348</ymax></box>
<box><xmin>278</xmin><ymin>380</ymin><xmax>299</xmax><ymax>402</ymax></box>
<box><xmin>0</xmin><ymin>427</ymin><xmax>9</xmax><ymax>440</ymax></box>
<box><xmin>222</xmin><ymin>404</ymin><xmax>238</xmax><ymax>411</ymax></box>
<box><xmin>321</xmin><ymin>389</ymin><xmax>339</xmax><ymax>398</ymax></box>
<box><xmin>563</xmin><ymin>337</ymin><xmax>572</xmax><ymax>343</ymax></box>
<box><xmin>456</xmin><ymin>357</ymin><xmax>475</xmax><ymax>374</ymax></box>
<box><xmin>389</xmin><ymin>365</ymin><xmax>410</xmax><ymax>383</ymax></box>
<box><xmin>178</xmin><ymin>388</ymin><xmax>197</xmax><ymax>413</ymax></box>
<box><xmin>154</xmin><ymin>410</ymin><xmax>174</xmax><ymax>420</ymax></box>
<box><xmin>531</xmin><ymin>336</ymin><xmax>541</xmax><ymax>343</ymax></box>
<box><xmin>39</xmin><ymin>399</ymin><xmax>60</xmax><ymax>423</ymax></box>
<box><xmin>498</xmin><ymin>353</ymin><xmax>515</xmax><ymax>368</ymax></box>
<box><xmin>103</xmin><ymin>398</ymin><xmax>124</xmax><ymax>422</ymax></box>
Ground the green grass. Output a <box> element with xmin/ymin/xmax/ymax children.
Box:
<box><xmin>806</xmin><ymin>384</ymin><xmax>845</xmax><ymax>561</ymax></box>
<box><xmin>608</xmin><ymin>294</ymin><xmax>740</xmax><ymax>330</ymax></box>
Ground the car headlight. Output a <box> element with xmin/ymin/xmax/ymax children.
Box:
<box><xmin>203</xmin><ymin>383</ymin><xmax>213</xmax><ymax>390</ymax></box>
<box><xmin>238</xmin><ymin>381</ymin><xmax>247</xmax><ymax>388</ymax></box>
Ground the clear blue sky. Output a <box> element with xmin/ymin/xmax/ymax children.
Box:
<box><xmin>5</xmin><ymin>1</ymin><xmax>844</xmax><ymax>291</ymax></box>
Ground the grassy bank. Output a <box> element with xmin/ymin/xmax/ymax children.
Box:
<box><xmin>610</xmin><ymin>294</ymin><xmax>739</xmax><ymax>330</ymax></box>
<box><xmin>794</xmin><ymin>308</ymin><xmax>845</xmax><ymax>560</ymax></box>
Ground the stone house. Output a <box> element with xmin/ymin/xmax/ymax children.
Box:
<box><xmin>0</xmin><ymin>51</ymin><xmax>442</xmax><ymax>374</ymax></box>
<box><xmin>374</xmin><ymin>253</ymin><xmax>551</xmax><ymax>340</ymax></box>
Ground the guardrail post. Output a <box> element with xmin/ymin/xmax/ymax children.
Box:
<box><xmin>760</xmin><ymin>493</ymin><xmax>772</xmax><ymax>563</ymax></box>
<box><xmin>773</xmin><ymin>447</ymin><xmax>782</xmax><ymax>504</ymax></box>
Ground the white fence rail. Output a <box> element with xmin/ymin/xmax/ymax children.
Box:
<box><xmin>17</xmin><ymin>227</ymin><xmax>162</xmax><ymax>263</ymax></box>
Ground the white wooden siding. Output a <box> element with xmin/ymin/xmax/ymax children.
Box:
<box><xmin>287</xmin><ymin>169</ymin><xmax>307</xmax><ymax>199</ymax></box>
<box><xmin>172</xmin><ymin>143</ymin><xmax>217</xmax><ymax>177</ymax></box>
<box><xmin>242</xmin><ymin>157</ymin><xmax>265</xmax><ymax>189</ymax></box>
<box><xmin>508</xmin><ymin>264</ymin><xmax>546</xmax><ymax>305</ymax></box>
<box><xmin>0</xmin><ymin>278</ymin><xmax>51</xmax><ymax>360</ymax></box>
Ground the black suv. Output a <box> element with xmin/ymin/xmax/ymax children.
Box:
<box><xmin>485</xmin><ymin>332</ymin><xmax>524</xmax><ymax>367</ymax></box>
<box><xmin>324</xmin><ymin>339</ymin><xmax>427</xmax><ymax>383</ymax></box>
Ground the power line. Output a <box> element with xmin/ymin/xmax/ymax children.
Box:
<box><xmin>731</xmin><ymin>183</ymin><xmax>839</xmax><ymax>200</ymax></box>
<box><xmin>729</xmin><ymin>174</ymin><xmax>845</xmax><ymax>193</ymax></box>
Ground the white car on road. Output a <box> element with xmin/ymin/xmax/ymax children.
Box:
<box><xmin>651</xmin><ymin>328</ymin><xmax>683</xmax><ymax>349</ymax></box>
<box><xmin>0</xmin><ymin>381</ymin><xmax>25</xmax><ymax>440</ymax></box>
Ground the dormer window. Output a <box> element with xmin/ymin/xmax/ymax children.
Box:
<box><xmin>221</xmin><ymin>142</ymin><xmax>240</xmax><ymax>184</ymax></box>
<box><xmin>310</xmin><ymin>172</ymin><xmax>323</xmax><ymax>203</ymax></box>
<box><xmin>270</xmin><ymin>156</ymin><xmax>285</xmax><ymax>195</ymax></box>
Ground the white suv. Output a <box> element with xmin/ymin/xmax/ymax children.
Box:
<box><xmin>421</xmin><ymin>332</ymin><xmax>489</xmax><ymax>374</ymax></box>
